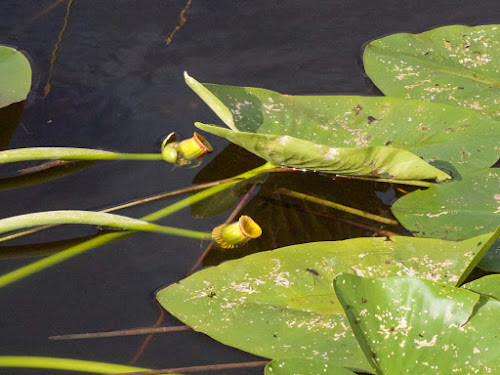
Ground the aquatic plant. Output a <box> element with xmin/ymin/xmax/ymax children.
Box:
<box><xmin>0</xmin><ymin>24</ymin><xmax>498</xmax><ymax>375</ymax></box>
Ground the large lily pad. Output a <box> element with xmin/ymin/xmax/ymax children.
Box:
<box><xmin>392</xmin><ymin>168</ymin><xmax>500</xmax><ymax>240</ymax></box>
<box><xmin>363</xmin><ymin>24</ymin><xmax>500</xmax><ymax>119</ymax></box>
<box><xmin>265</xmin><ymin>358</ymin><xmax>356</xmax><ymax>375</ymax></box>
<box><xmin>0</xmin><ymin>46</ymin><xmax>31</xmax><ymax>109</ymax></box>
<box><xmin>462</xmin><ymin>274</ymin><xmax>500</xmax><ymax>300</ymax></box>
<box><xmin>477</xmin><ymin>238</ymin><xmax>500</xmax><ymax>272</ymax></box>
<box><xmin>157</xmin><ymin>233</ymin><xmax>492</xmax><ymax>372</ymax></box>
<box><xmin>334</xmin><ymin>274</ymin><xmax>500</xmax><ymax>374</ymax></box>
<box><xmin>186</xmin><ymin>73</ymin><xmax>499</xmax><ymax>176</ymax></box>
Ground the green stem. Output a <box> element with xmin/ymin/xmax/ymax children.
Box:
<box><xmin>0</xmin><ymin>356</ymin><xmax>152</xmax><ymax>374</ymax></box>
<box><xmin>0</xmin><ymin>162</ymin><xmax>275</xmax><ymax>288</ymax></box>
<box><xmin>277</xmin><ymin>188</ymin><xmax>399</xmax><ymax>226</ymax></box>
<box><xmin>334</xmin><ymin>174</ymin><xmax>433</xmax><ymax>188</ymax></box>
<box><xmin>0</xmin><ymin>147</ymin><xmax>163</xmax><ymax>164</ymax></box>
<box><xmin>0</xmin><ymin>210</ymin><xmax>210</xmax><ymax>240</ymax></box>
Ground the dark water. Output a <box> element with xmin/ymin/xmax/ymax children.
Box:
<box><xmin>0</xmin><ymin>1</ymin><xmax>498</xmax><ymax>374</ymax></box>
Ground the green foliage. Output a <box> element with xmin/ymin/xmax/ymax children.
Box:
<box><xmin>157</xmin><ymin>233</ymin><xmax>493</xmax><ymax>372</ymax></box>
<box><xmin>186</xmin><ymin>73</ymin><xmax>499</xmax><ymax>177</ymax></box>
<box><xmin>3</xmin><ymin>24</ymin><xmax>499</xmax><ymax>375</ymax></box>
<box><xmin>196</xmin><ymin>122</ymin><xmax>450</xmax><ymax>181</ymax></box>
<box><xmin>0</xmin><ymin>46</ymin><xmax>32</xmax><ymax>108</ymax></box>
<box><xmin>334</xmin><ymin>274</ymin><xmax>500</xmax><ymax>374</ymax></box>
<box><xmin>264</xmin><ymin>358</ymin><xmax>356</xmax><ymax>375</ymax></box>
<box><xmin>363</xmin><ymin>24</ymin><xmax>500</xmax><ymax>119</ymax></box>
<box><xmin>462</xmin><ymin>274</ymin><xmax>500</xmax><ymax>300</ymax></box>
<box><xmin>391</xmin><ymin>169</ymin><xmax>500</xmax><ymax>240</ymax></box>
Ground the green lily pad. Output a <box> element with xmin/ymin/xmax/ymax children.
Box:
<box><xmin>196</xmin><ymin>123</ymin><xmax>450</xmax><ymax>181</ymax></box>
<box><xmin>477</xmin><ymin>237</ymin><xmax>500</xmax><ymax>272</ymax></box>
<box><xmin>265</xmin><ymin>358</ymin><xmax>356</xmax><ymax>375</ymax></box>
<box><xmin>334</xmin><ymin>274</ymin><xmax>500</xmax><ymax>374</ymax></box>
<box><xmin>363</xmin><ymin>24</ymin><xmax>500</xmax><ymax>119</ymax></box>
<box><xmin>186</xmin><ymin>73</ymin><xmax>499</xmax><ymax>176</ymax></box>
<box><xmin>462</xmin><ymin>274</ymin><xmax>500</xmax><ymax>300</ymax></box>
<box><xmin>157</xmin><ymin>233</ymin><xmax>492</xmax><ymax>373</ymax></box>
<box><xmin>0</xmin><ymin>46</ymin><xmax>32</xmax><ymax>109</ymax></box>
<box><xmin>392</xmin><ymin>168</ymin><xmax>500</xmax><ymax>240</ymax></box>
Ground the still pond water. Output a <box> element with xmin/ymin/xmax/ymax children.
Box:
<box><xmin>1</xmin><ymin>1</ymin><xmax>498</xmax><ymax>374</ymax></box>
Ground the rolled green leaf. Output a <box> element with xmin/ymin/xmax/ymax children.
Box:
<box><xmin>196</xmin><ymin>122</ymin><xmax>451</xmax><ymax>181</ymax></box>
<box><xmin>185</xmin><ymin>72</ymin><xmax>499</xmax><ymax>175</ymax></box>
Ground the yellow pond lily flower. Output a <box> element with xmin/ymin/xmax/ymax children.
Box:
<box><xmin>212</xmin><ymin>215</ymin><xmax>262</xmax><ymax>249</ymax></box>
<box><xmin>161</xmin><ymin>132</ymin><xmax>213</xmax><ymax>165</ymax></box>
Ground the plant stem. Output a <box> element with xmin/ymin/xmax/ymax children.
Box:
<box><xmin>0</xmin><ymin>356</ymin><xmax>151</xmax><ymax>374</ymax></box>
<box><xmin>0</xmin><ymin>147</ymin><xmax>163</xmax><ymax>164</ymax></box>
<box><xmin>333</xmin><ymin>174</ymin><xmax>433</xmax><ymax>187</ymax></box>
<box><xmin>277</xmin><ymin>188</ymin><xmax>399</xmax><ymax>226</ymax></box>
<box><xmin>0</xmin><ymin>178</ymin><xmax>242</xmax><ymax>244</ymax></box>
<box><xmin>0</xmin><ymin>210</ymin><xmax>210</xmax><ymax>239</ymax></box>
<box><xmin>50</xmin><ymin>325</ymin><xmax>191</xmax><ymax>340</ymax></box>
<box><xmin>0</xmin><ymin>163</ymin><xmax>276</xmax><ymax>288</ymax></box>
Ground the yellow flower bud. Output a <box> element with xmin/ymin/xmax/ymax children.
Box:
<box><xmin>212</xmin><ymin>215</ymin><xmax>262</xmax><ymax>249</ymax></box>
<box><xmin>176</xmin><ymin>132</ymin><xmax>213</xmax><ymax>161</ymax></box>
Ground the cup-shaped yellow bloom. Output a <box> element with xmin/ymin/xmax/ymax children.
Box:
<box><xmin>176</xmin><ymin>132</ymin><xmax>213</xmax><ymax>161</ymax></box>
<box><xmin>212</xmin><ymin>215</ymin><xmax>262</xmax><ymax>249</ymax></box>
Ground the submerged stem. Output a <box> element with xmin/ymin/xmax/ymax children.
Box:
<box><xmin>277</xmin><ymin>188</ymin><xmax>400</xmax><ymax>226</ymax></box>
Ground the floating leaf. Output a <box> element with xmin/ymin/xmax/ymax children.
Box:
<box><xmin>157</xmin><ymin>233</ymin><xmax>492</xmax><ymax>372</ymax></box>
<box><xmin>334</xmin><ymin>274</ymin><xmax>500</xmax><ymax>374</ymax></box>
<box><xmin>265</xmin><ymin>358</ymin><xmax>356</xmax><ymax>375</ymax></box>
<box><xmin>477</xmin><ymin>237</ymin><xmax>500</xmax><ymax>272</ymax></box>
<box><xmin>462</xmin><ymin>274</ymin><xmax>500</xmax><ymax>300</ymax></box>
<box><xmin>0</xmin><ymin>46</ymin><xmax>32</xmax><ymax>109</ymax></box>
<box><xmin>363</xmin><ymin>24</ymin><xmax>500</xmax><ymax>119</ymax></box>
<box><xmin>186</xmin><ymin>73</ymin><xmax>499</xmax><ymax>175</ymax></box>
<box><xmin>392</xmin><ymin>169</ymin><xmax>500</xmax><ymax>240</ymax></box>
<box><xmin>196</xmin><ymin>123</ymin><xmax>450</xmax><ymax>181</ymax></box>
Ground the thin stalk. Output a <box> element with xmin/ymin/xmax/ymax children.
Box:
<box><xmin>0</xmin><ymin>211</ymin><xmax>210</xmax><ymax>240</ymax></box>
<box><xmin>0</xmin><ymin>147</ymin><xmax>163</xmax><ymax>164</ymax></box>
<box><xmin>0</xmin><ymin>178</ymin><xmax>242</xmax><ymax>244</ymax></box>
<box><xmin>0</xmin><ymin>356</ymin><xmax>151</xmax><ymax>374</ymax></box>
<box><xmin>50</xmin><ymin>325</ymin><xmax>191</xmax><ymax>340</ymax></box>
<box><xmin>113</xmin><ymin>361</ymin><xmax>269</xmax><ymax>375</ymax></box>
<box><xmin>277</xmin><ymin>188</ymin><xmax>399</xmax><ymax>226</ymax></box>
<box><xmin>333</xmin><ymin>174</ymin><xmax>433</xmax><ymax>187</ymax></box>
<box><xmin>142</xmin><ymin>162</ymin><xmax>275</xmax><ymax>222</ymax></box>
<box><xmin>0</xmin><ymin>163</ymin><xmax>275</xmax><ymax>288</ymax></box>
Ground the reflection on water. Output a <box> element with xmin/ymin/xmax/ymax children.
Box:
<box><xmin>0</xmin><ymin>0</ymin><xmax>498</xmax><ymax>373</ymax></box>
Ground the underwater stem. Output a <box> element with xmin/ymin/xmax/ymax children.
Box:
<box><xmin>277</xmin><ymin>188</ymin><xmax>399</xmax><ymax>226</ymax></box>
